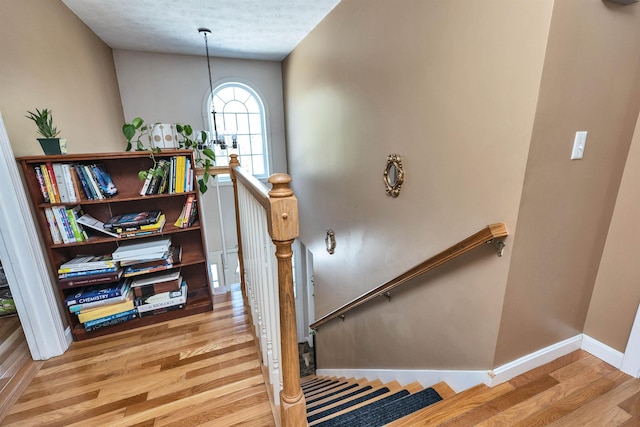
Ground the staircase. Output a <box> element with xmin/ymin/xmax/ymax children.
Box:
<box><xmin>300</xmin><ymin>375</ymin><xmax>454</xmax><ymax>426</ymax></box>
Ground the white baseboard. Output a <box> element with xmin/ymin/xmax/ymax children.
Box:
<box><xmin>317</xmin><ymin>334</ymin><xmax>627</xmax><ymax>393</ymax></box>
<box><xmin>315</xmin><ymin>367</ymin><xmax>486</xmax><ymax>393</ymax></box>
<box><xmin>581</xmin><ymin>334</ymin><xmax>624</xmax><ymax>369</ymax></box>
<box><xmin>486</xmin><ymin>335</ymin><xmax>583</xmax><ymax>387</ymax></box>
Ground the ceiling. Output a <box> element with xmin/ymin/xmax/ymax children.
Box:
<box><xmin>61</xmin><ymin>0</ymin><xmax>341</xmax><ymax>61</ymax></box>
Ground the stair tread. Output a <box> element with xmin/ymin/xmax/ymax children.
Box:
<box><xmin>385</xmin><ymin>382</ymin><xmax>515</xmax><ymax>426</ymax></box>
<box><xmin>313</xmin><ymin>387</ymin><xmax>442</xmax><ymax>427</ymax></box>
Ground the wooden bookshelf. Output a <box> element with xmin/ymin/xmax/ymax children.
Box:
<box><xmin>17</xmin><ymin>150</ymin><xmax>213</xmax><ymax>341</ymax></box>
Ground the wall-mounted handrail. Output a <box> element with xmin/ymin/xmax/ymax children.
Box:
<box><xmin>310</xmin><ymin>223</ymin><xmax>508</xmax><ymax>330</ymax></box>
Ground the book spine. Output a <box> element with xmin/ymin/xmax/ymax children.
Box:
<box><xmin>74</xmin><ymin>165</ymin><xmax>94</xmax><ymax>199</ymax></box>
<box><xmin>83</xmin><ymin>165</ymin><xmax>104</xmax><ymax>199</ymax></box>
<box><xmin>40</xmin><ymin>164</ymin><xmax>57</xmax><ymax>203</ymax></box>
<box><xmin>58</xmin><ymin>267</ymin><xmax>118</xmax><ymax>279</ymax></box>
<box><xmin>124</xmin><ymin>264</ymin><xmax>172</xmax><ymax>278</ymax></box>
<box><xmin>169</xmin><ymin>156</ymin><xmax>176</xmax><ymax>194</ymax></box>
<box><xmin>138</xmin><ymin>303</ymin><xmax>184</xmax><ymax>317</ymax></box>
<box><xmin>45</xmin><ymin>163</ymin><xmax>61</xmax><ymax>203</ymax></box>
<box><xmin>94</xmin><ymin>163</ymin><xmax>117</xmax><ymax>197</ymax></box>
<box><xmin>84</xmin><ymin>309</ymin><xmax>138</xmax><ymax>328</ymax></box>
<box><xmin>176</xmin><ymin>156</ymin><xmax>185</xmax><ymax>193</ymax></box>
<box><xmin>56</xmin><ymin>206</ymin><xmax>76</xmax><ymax>243</ymax></box>
<box><xmin>52</xmin><ymin>163</ymin><xmax>70</xmax><ymax>203</ymax></box>
<box><xmin>34</xmin><ymin>166</ymin><xmax>50</xmax><ymax>203</ymax></box>
<box><xmin>66</xmin><ymin>287</ymin><xmax>125</xmax><ymax>306</ymax></box>
<box><xmin>69</xmin><ymin>293</ymin><xmax>128</xmax><ymax>312</ymax></box>
<box><xmin>139</xmin><ymin>170</ymin><xmax>153</xmax><ymax>196</ymax></box>
<box><xmin>66</xmin><ymin>208</ymin><xmax>85</xmax><ymax>242</ymax></box>
<box><xmin>68</xmin><ymin>165</ymin><xmax>84</xmax><ymax>201</ymax></box>
<box><xmin>84</xmin><ymin>312</ymin><xmax>136</xmax><ymax>332</ymax></box>
<box><xmin>136</xmin><ymin>293</ymin><xmax>187</xmax><ymax>313</ymax></box>
<box><xmin>58</xmin><ymin>273</ymin><xmax>121</xmax><ymax>288</ymax></box>
<box><xmin>43</xmin><ymin>207</ymin><xmax>63</xmax><ymax>244</ymax></box>
<box><xmin>51</xmin><ymin>206</ymin><xmax>71</xmax><ymax>244</ymax></box>
<box><xmin>61</xmin><ymin>164</ymin><xmax>78</xmax><ymax>202</ymax></box>
<box><xmin>157</xmin><ymin>160</ymin><xmax>170</xmax><ymax>194</ymax></box>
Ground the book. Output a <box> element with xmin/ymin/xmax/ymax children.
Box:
<box><xmin>66</xmin><ymin>206</ymin><xmax>88</xmax><ymax>242</ymax></box>
<box><xmin>74</xmin><ymin>164</ymin><xmax>96</xmax><ymax>199</ymax></box>
<box><xmin>34</xmin><ymin>166</ymin><xmax>50</xmax><ymax>203</ymax></box>
<box><xmin>58</xmin><ymin>254</ymin><xmax>117</xmax><ymax>274</ymax></box>
<box><xmin>138</xmin><ymin>302</ymin><xmax>185</xmax><ymax>318</ymax></box>
<box><xmin>69</xmin><ymin>283</ymin><xmax>131</xmax><ymax>313</ymax></box>
<box><xmin>84</xmin><ymin>310</ymin><xmax>137</xmax><ymax>332</ymax></box>
<box><xmin>135</xmin><ymin>282</ymin><xmax>187</xmax><ymax>314</ymax></box>
<box><xmin>45</xmin><ymin>163</ymin><xmax>61</xmax><ymax>203</ymax></box>
<box><xmin>75</xmin><ymin>213</ymin><xmax>119</xmax><ymax>238</ymax></box>
<box><xmin>58</xmin><ymin>269</ymin><xmax>123</xmax><ymax>289</ymax></box>
<box><xmin>84</xmin><ymin>308</ymin><xmax>138</xmax><ymax>328</ymax></box>
<box><xmin>77</xmin><ymin>293</ymin><xmax>134</xmax><ymax>323</ymax></box>
<box><xmin>139</xmin><ymin>169</ymin><xmax>153</xmax><ymax>196</ymax></box>
<box><xmin>91</xmin><ymin>163</ymin><xmax>118</xmax><ymax>197</ymax></box>
<box><xmin>58</xmin><ymin>266</ymin><xmax>119</xmax><ymax>279</ymax></box>
<box><xmin>104</xmin><ymin>210</ymin><xmax>162</xmax><ymax>230</ymax></box>
<box><xmin>52</xmin><ymin>206</ymin><xmax>74</xmax><ymax>243</ymax></box>
<box><xmin>175</xmin><ymin>156</ymin><xmax>185</xmax><ymax>193</ymax></box>
<box><xmin>112</xmin><ymin>236</ymin><xmax>172</xmax><ymax>261</ymax></box>
<box><xmin>115</xmin><ymin>214</ymin><xmax>166</xmax><ymax>233</ymax></box>
<box><xmin>133</xmin><ymin>275</ymin><xmax>181</xmax><ymax>299</ymax></box>
<box><xmin>130</xmin><ymin>269</ymin><xmax>181</xmax><ymax>288</ymax></box>
<box><xmin>61</xmin><ymin>164</ymin><xmax>79</xmax><ymax>202</ymax></box>
<box><xmin>146</xmin><ymin>159</ymin><xmax>169</xmax><ymax>195</ymax></box>
<box><xmin>65</xmin><ymin>279</ymin><xmax>129</xmax><ymax>306</ymax></box>
<box><xmin>174</xmin><ymin>194</ymin><xmax>195</xmax><ymax>228</ymax></box>
<box><xmin>82</xmin><ymin>164</ymin><xmax>104</xmax><ymax>199</ymax></box>
<box><xmin>40</xmin><ymin>164</ymin><xmax>57</xmax><ymax>203</ymax></box>
<box><xmin>43</xmin><ymin>207</ymin><xmax>63</xmax><ymax>244</ymax></box>
<box><xmin>52</xmin><ymin>163</ymin><xmax>70</xmax><ymax>203</ymax></box>
<box><xmin>123</xmin><ymin>245</ymin><xmax>182</xmax><ymax>277</ymax></box>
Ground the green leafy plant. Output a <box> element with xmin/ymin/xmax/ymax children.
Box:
<box><xmin>175</xmin><ymin>124</ymin><xmax>216</xmax><ymax>194</ymax></box>
<box><xmin>122</xmin><ymin>117</ymin><xmax>216</xmax><ymax>193</ymax></box>
<box><xmin>26</xmin><ymin>108</ymin><xmax>61</xmax><ymax>138</ymax></box>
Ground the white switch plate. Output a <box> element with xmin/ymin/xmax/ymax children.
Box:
<box><xmin>571</xmin><ymin>131</ymin><xmax>587</xmax><ymax>160</ymax></box>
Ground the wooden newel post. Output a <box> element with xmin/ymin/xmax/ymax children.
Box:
<box><xmin>268</xmin><ymin>173</ymin><xmax>306</xmax><ymax>426</ymax></box>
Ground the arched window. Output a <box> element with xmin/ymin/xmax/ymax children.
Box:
<box><xmin>208</xmin><ymin>82</ymin><xmax>269</xmax><ymax>180</ymax></box>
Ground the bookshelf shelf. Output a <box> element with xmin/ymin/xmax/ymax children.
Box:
<box><xmin>18</xmin><ymin>150</ymin><xmax>213</xmax><ymax>341</ymax></box>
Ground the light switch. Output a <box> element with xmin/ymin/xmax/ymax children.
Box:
<box><xmin>571</xmin><ymin>131</ymin><xmax>587</xmax><ymax>160</ymax></box>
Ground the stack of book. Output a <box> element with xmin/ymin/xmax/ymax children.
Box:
<box><xmin>174</xmin><ymin>194</ymin><xmax>198</xmax><ymax>228</ymax></box>
<box><xmin>104</xmin><ymin>210</ymin><xmax>164</xmax><ymax>237</ymax></box>
<box><xmin>44</xmin><ymin>205</ymin><xmax>89</xmax><ymax>244</ymax></box>
<box><xmin>58</xmin><ymin>255</ymin><xmax>121</xmax><ymax>287</ymax></box>
<box><xmin>132</xmin><ymin>270</ymin><xmax>188</xmax><ymax>316</ymax></box>
<box><xmin>64</xmin><ymin>280</ymin><xmax>136</xmax><ymax>332</ymax></box>
<box><xmin>33</xmin><ymin>162</ymin><xmax>117</xmax><ymax>203</ymax></box>
<box><xmin>112</xmin><ymin>236</ymin><xmax>172</xmax><ymax>263</ymax></box>
<box><xmin>122</xmin><ymin>245</ymin><xmax>182</xmax><ymax>277</ymax></box>
<box><xmin>138</xmin><ymin>155</ymin><xmax>193</xmax><ymax>196</ymax></box>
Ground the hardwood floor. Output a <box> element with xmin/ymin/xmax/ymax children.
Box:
<box><xmin>3</xmin><ymin>285</ymin><xmax>640</xmax><ymax>426</ymax></box>
<box><xmin>2</xmin><ymin>288</ymin><xmax>276</xmax><ymax>427</ymax></box>
<box><xmin>0</xmin><ymin>315</ymin><xmax>41</xmax><ymax>422</ymax></box>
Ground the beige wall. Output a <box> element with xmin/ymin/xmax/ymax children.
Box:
<box><xmin>284</xmin><ymin>0</ymin><xmax>553</xmax><ymax>369</ymax></box>
<box><xmin>494</xmin><ymin>0</ymin><xmax>640</xmax><ymax>365</ymax></box>
<box><xmin>585</xmin><ymin>111</ymin><xmax>640</xmax><ymax>352</ymax></box>
<box><xmin>0</xmin><ymin>0</ymin><xmax>125</xmax><ymax>157</ymax></box>
<box><xmin>113</xmin><ymin>50</ymin><xmax>287</xmax><ymax>256</ymax></box>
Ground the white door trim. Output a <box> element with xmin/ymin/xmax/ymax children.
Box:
<box><xmin>0</xmin><ymin>112</ymin><xmax>70</xmax><ymax>360</ymax></box>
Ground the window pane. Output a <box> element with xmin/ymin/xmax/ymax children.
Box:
<box><xmin>245</xmin><ymin>97</ymin><xmax>259</xmax><ymax>112</ymax></box>
<box><xmin>251</xmin><ymin>135</ymin><xmax>264</xmax><ymax>155</ymax></box>
<box><xmin>236</xmin><ymin>114</ymin><xmax>250</xmax><ymax>133</ymax></box>
<box><xmin>249</xmin><ymin>114</ymin><xmax>262</xmax><ymax>132</ymax></box>
<box><xmin>253</xmin><ymin>155</ymin><xmax>265</xmax><ymax>176</ymax></box>
<box><xmin>226</xmin><ymin>100</ymin><xmax>247</xmax><ymax>114</ymax></box>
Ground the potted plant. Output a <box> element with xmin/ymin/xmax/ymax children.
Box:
<box><xmin>123</xmin><ymin>117</ymin><xmax>216</xmax><ymax>193</ymax></box>
<box><xmin>25</xmin><ymin>108</ymin><xmax>64</xmax><ymax>155</ymax></box>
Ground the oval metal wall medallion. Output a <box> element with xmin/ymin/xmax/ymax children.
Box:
<box><xmin>325</xmin><ymin>229</ymin><xmax>336</xmax><ymax>254</ymax></box>
<box><xmin>384</xmin><ymin>153</ymin><xmax>404</xmax><ymax>197</ymax></box>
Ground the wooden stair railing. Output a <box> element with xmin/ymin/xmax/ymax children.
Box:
<box><xmin>229</xmin><ymin>155</ymin><xmax>306</xmax><ymax>427</ymax></box>
<box><xmin>310</xmin><ymin>223</ymin><xmax>508</xmax><ymax>330</ymax></box>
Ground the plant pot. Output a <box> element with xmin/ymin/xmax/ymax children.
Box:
<box><xmin>37</xmin><ymin>138</ymin><xmax>63</xmax><ymax>155</ymax></box>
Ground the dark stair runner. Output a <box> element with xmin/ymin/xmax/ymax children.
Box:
<box><xmin>307</xmin><ymin>387</ymin><xmax>401</xmax><ymax>423</ymax></box>
<box><xmin>313</xmin><ymin>387</ymin><xmax>442</xmax><ymax>427</ymax></box>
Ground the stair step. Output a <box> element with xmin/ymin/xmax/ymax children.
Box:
<box><xmin>307</xmin><ymin>384</ymin><xmax>373</xmax><ymax>412</ymax></box>
<box><xmin>432</xmin><ymin>381</ymin><xmax>456</xmax><ymax>399</ymax></box>
<box><xmin>313</xmin><ymin>387</ymin><xmax>443</xmax><ymax>427</ymax></box>
<box><xmin>305</xmin><ymin>380</ymin><xmax>349</xmax><ymax>398</ymax></box>
<box><xmin>308</xmin><ymin>385</ymin><xmax>404</xmax><ymax>425</ymax></box>
<box><xmin>385</xmin><ymin>382</ymin><xmax>515</xmax><ymax>426</ymax></box>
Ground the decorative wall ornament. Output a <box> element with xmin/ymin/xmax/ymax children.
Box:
<box><xmin>384</xmin><ymin>153</ymin><xmax>404</xmax><ymax>197</ymax></box>
<box><xmin>325</xmin><ymin>229</ymin><xmax>336</xmax><ymax>254</ymax></box>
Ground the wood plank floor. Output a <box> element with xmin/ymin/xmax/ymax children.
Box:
<box><xmin>4</xmin><ymin>285</ymin><xmax>640</xmax><ymax>426</ymax></box>
<box><xmin>2</xmin><ymin>288</ymin><xmax>276</xmax><ymax>427</ymax></box>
